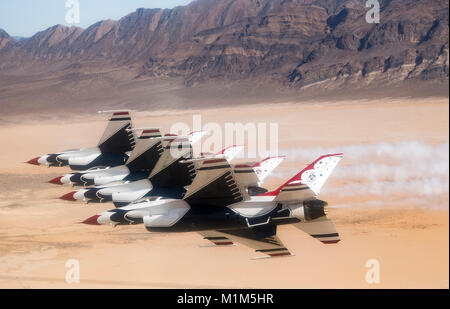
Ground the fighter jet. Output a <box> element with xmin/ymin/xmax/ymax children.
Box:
<box><xmin>59</xmin><ymin>132</ymin><xmax>209</xmax><ymax>205</ymax></box>
<box><xmin>26</xmin><ymin>110</ymin><xmax>137</xmax><ymax>171</ymax></box>
<box><xmin>61</xmin><ymin>147</ymin><xmax>284</xmax><ymax>206</ymax></box>
<box><xmin>82</xmin><ymin>153</ymin><xmax>343</xmax><ymax>258</ymax></box>
<box><xmin>49</xmin><ymin>129</ymin><xmax>200</xmax><ymax>187</ymax></box>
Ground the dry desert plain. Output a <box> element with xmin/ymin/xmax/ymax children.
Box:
<box><xmin>0</xmin><ymin>98</ymin><xmax>448</xmax><ymax>288</ymax></box>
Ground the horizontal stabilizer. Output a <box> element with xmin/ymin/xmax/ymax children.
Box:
<box><xmin>221</xmin><ymin>226</ymin><xmax>292</xmax><ymax>258</ymax></box>
<box><xmin>293</xmin><ymin>216</ymin><xmax>340</xmax><ymax>244</ymax></box>
<box><xmin>198</xmin><ymin>231</ymin><xmax>234</xmax><ymax>246</ymax></box>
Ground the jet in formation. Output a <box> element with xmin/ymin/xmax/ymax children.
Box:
<box><xmin>83</xmin><ymin>153</ymin><xmax>342</xmax><ymax>258</ymax></box>
<box><xmin>27</xmin><ymin>110</ymin><xmax>136</xmax><ymax>170</ymax></box>
<box><xmin>27</xmin><ymin>110</ymin><xmax>343</xmax><ymax>258</ymax></box>
<box><xmin>50</xmin><ymin>127</ymin><xmax>284</xmax><ymax>207</ymax></box>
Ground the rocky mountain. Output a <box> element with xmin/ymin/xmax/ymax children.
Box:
<box><xmin>0</xmin><ymin>28</ymin><xmax>14</xmax><ymax>50</ymax></box>
<box><xmin>11</xmin><ymin>36</ymin><xmax>27</xmax><ymax>41</ymax></box>
<box><xmin>0</xmin><ymin>0</ymin><xmax>448</xmax><ymax>89</ymax></box>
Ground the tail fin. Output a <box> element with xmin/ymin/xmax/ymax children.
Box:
<box><xmin>253</xmin><ymin>156</ymin><xmax>285</xmax><ymax>186</ymax></box>
<box><xmin>215</xmin><ymin>145</ymin><xmax>244</xmax><ymax>161</ymax></box>
<box><xmin>188</xmin><ymin>131</ymin><xmax>207</xmax><ymax>145</ymax></box>
<box><xmin>183</xmin><ymin>158</ymin><xmax>249</xmax><ymax>208</ymax></box>
<box><xmin>149</xmin><ymin>137</ymin><xmax>196</xmax><ymax>188</ymax></box>
<box><xmin>136</xmin><ymin>128</ymin><xmax>162</xmax><ymax>139</ymax></box>
<box><xmin>261</xmin><ymin>153</ymin><xmax>343</xmax><ymax>201</ymax></box>
<box><xmin>97</xmin><ymin>110</ymin><xmax>136</xmax><ymax>153</ymax></box>
<box><xmin>293</xmin><ymin>217</ymin><xmax>340</xmax><ymax>244</ymax></box>
<box><xmin>233</xmin><ymin>156</ymin><xmax>285</xmax><ymax>188</ymax></box>
<box><xmin>125</xmin><ymin>128</ymin><xmax>163</xmax><ymax>172</ymax></box>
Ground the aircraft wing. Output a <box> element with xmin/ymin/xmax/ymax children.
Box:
<box><xmin>292</xmin><ymin>216</ymin><xmax>340</xmax><ymax>244</ymax></box>
<box><xmin>199</xmin><ymin>226</ymin><xmax>292</xmax><ymax>258</ymax></box>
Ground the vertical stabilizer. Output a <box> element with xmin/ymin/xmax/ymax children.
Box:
<box><xmin>261</xmin><ymin>154</ymin><xmax>343</xmax><ymax>201</ymax></box>
<box><xmin>125</xmin><ymin>128</ymin><xmax>163</xmax><ymax>172</ymax></box>
<box><xmin>97</xmin><ymin>110</ymin><xmax>136</xmax><ymax>153</ymax></box>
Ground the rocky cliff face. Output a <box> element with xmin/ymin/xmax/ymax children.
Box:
<box><xmin>0</xmin><ymin>28</ymin><xmax>14</xmax><ymax>50</ymax></box>
<box><xmin>0</xmin><ymin>0</ymin><xmax>448</xmax><ymax>88</ymax></box>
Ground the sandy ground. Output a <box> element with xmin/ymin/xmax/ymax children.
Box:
<box><xmin>0</xmin><ymin>98</ymin><xmax>448</xmax><ymax>288</ymax></box>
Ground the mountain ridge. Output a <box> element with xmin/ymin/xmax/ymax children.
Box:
<box><xmin>0</xmin><ymin>0</ymin><xmax>448</xmax><ymax>89</ymax></box>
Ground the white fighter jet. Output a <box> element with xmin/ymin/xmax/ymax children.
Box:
<box><xmin>83</xmin><ymin>153</ymin><xmax>343</xmax><ymax>258</ymax></box>
<box><xmin>27</xmin><ymin>110</ymin><xmax>136</xmax><ymax>171</ymax></box>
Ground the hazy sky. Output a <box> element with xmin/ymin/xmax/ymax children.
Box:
<box><xmin>0</xmin><ymin>0</ymin><xmax>193</xmax><ymax>37</ymax></box>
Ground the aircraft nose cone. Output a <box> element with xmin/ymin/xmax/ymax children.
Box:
<box><xmin>26</xmin><ymin>157</ymin><xmax>41</xmax><ymax>165</ymax></box>
<box><xmin>59</xmin><ymin>191</ymin><xmax>77</xmax><ymax>201</ymax></box>
<box><xmin>48</xmin><ymin>176</ymin><xmax>64</xmax><ymax>185</ymax></box>
<box><xmin>81</xmin><ymin>215</ymin><xmax>101</xmax><ymax>225</ymax></box>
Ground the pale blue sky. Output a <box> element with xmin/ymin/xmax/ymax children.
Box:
<box><xmin>0</xmin><ymin>0</ymin><xmax>193</xmax><ymax>37</ymax></box>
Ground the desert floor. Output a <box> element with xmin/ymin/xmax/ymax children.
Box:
<box><xmin>0</xmin><ymin>97</ymin><xmax>448</xmax><ymax>288</ymax></box>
